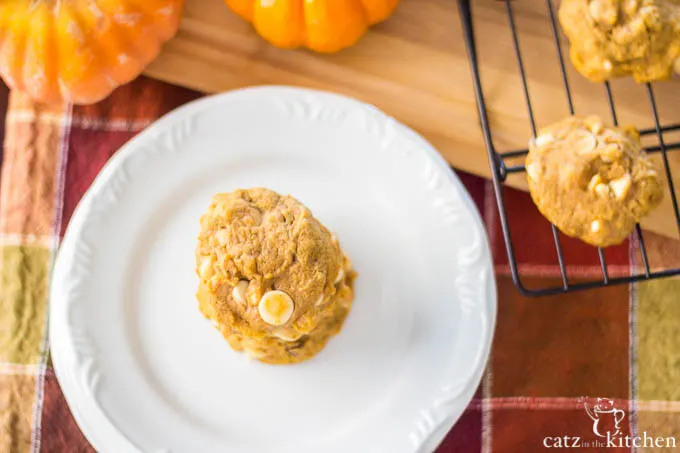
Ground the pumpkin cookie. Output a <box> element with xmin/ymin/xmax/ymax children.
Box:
<box><xmin>559</xmin><ymin>0</ymin><xmax>680</xmax><ymax>82</ymax></box>
<box><xmin>526</xmin><ymin>115</ymin><xmax>664</xmax><ymax>247</ymax></box>
<box><xmin>195</xmin><ymin>188</ymin><xmax>356</xmax><ymax>365</ymax></box>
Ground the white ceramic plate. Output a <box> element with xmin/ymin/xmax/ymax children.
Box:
<box><xmin>50</xmin><ymin>86</ymin><xmax>496</xmax><ymax>453</ymax></box>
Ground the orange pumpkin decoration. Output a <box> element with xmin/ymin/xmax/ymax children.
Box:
<box><xmin>0</xmin><ymin>0</ymin><xmax>185</xmax><ymax>105</ymax></box>
<box><xmin>225</xmin><ymin>0</ymin><xmax>400</xmax><ymax>53</ymax></box>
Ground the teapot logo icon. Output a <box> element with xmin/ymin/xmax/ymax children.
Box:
<box><xmin>581</xmin><ymin>397</ymin><xmax>626</xmax><ymax>439</ymax></box>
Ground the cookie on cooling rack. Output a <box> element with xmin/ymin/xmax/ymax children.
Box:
<box><xmin>559</xmin><ymin>0</ymin><xmax>680</xmax><ymax>82</ymax></box>
<box><xmin>525</xmin><ymin>115</ymin><xmax>664</xmax><ymax>247</ymax></box>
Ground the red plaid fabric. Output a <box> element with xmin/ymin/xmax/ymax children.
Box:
<box><xmin>1</xmin><ymin>76</ymin><xmax>679</xmax><ymax>452</ymax></box>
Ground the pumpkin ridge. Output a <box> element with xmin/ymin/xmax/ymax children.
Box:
<box><xmin>293</xmin><ymin>0</ymin><xmax>308</xmax><ymax>49</ymax></box>
<box><xmin>103</xmin><ymin>2</ymin><xmax>160</xmax><ymax>88</ymax></box>
<box><xmin>357</xmin><ymin>0</ymin><xmax>399</xmax><ymax>25</ymax></box>
<box><xmin>25</xmin><ymin>3</ymin><xmax>60</xmax><ymax>102</ymax></box>
<box><xmin>252</xmin><ymin>0</ymin><xmax>306</xmax><ymax>50</ymax></box>
<box><xmin>88</xmin><ymin>0</ymin><xmax>164</xmax><ymax>85</ymax></box>
<box><xmin>94</xmin><ymin>0</ymin><xmax>164</xmax><ymax>53</ymax></box>
<box><xmin>58</xmin><ymin>5</ymin><xmax>117</xmax><ymax>103</ymax></box>
<box><xmin>113</xmin><ymin>0</ymin><xmax>158</xmax><ymax>19</ymax></box>
<box><xmin>1</xmin><ymin>15</ymin><xmax>29</xmax><ymax>92</ymax></box>
<box><xmin>225</xmin><ymin>0</ymin><xmax>254</xmax><ymax>21</ymax></box>
<box><xmin>0</xmin><ymin>16</ymin><xmax>14</xmax><ymax>86</ymax></box>
<box><xmin>302</xmin><ymin>0</ymin><xmax>368</xmax><ymax>53</ymax></box>
<box><xmin>118</xmin><ymin>0</ymin><xmax>183</xmax><ymax>40</ymax></box>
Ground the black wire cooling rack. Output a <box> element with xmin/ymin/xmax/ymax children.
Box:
<box><xmin>457</xmin><ymin>0</ymin><xmax>680</xmax><ymax>296</ymax></box>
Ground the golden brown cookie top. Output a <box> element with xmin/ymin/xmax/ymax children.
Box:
<box><xmin>527</xmin><ymin>115</ymin><xmax>641</xmax><ymax>167</ymax></box>
<box><xmin>526</xmin><ymin>115</ymin><xmax>664</xmax><ymax>247</ymax></box>
<box><xmin>196</xmin><ymin>188</ymin><xmax>348</xmax><ymax>333</ymax></box>
<box><xmin>559</xmin><ymin>0</ymin><xmax>680</xmax><ymax>82</ymax></box>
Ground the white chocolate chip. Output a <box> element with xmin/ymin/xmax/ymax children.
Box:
<box><xmin>609</xmin><ymin>174</ymin><xmax>632</xmax><ymax>200</ymax></box>
<box><xmin>585</xmin><ymin>116</ymin><xmax>604</xmax><ymax>134</ymax></box>
<box><xmin>315</xmin><ymin>294</ymin><xmax>325</xmax><ymax>306</ymax></box>
<box><xmin>623</xmin><ymin>0</ymin><xmax>639</xmax><ymax>15</ymax></box>
<box><xmin>646</xmin><ymin>169</ymin><xmax>658</xmax><ymax>178</ymax></box>
<box><xmin>243</xmin><ymin>347</ymin><xmax>265</xmax><ymax>360</ymax></box>
<box><xmin>273</xmin><ymin>327</ymin><xmax>302</xmax><ymax>342</ymax></box>
<box><xmin>637</xmin><ymin>6</ymin><xmax>656</xmax><ymax>17</ymax></box>
<box><xmin>526</xmin><ymin>161</ymin><xmax>542</xmax><ymax>181</ymax></box>
<box><xmin>232</xmin><ymin>280</ymin><xmax>248</xmax><ymax>305</ymax></box>
<box><xmin>198</xmin><ymin>256</ymin><xmax>214</xmax><ymax>279</ymax></box>
<box><xmin>591</xmin><ymin>220</ymin><xmax>603</xmax><ymax>233</ymax></box>
<box><xmin>588</xmin><ymin>1</ymin><xmax>603</xmax><ymax>20</ymax></box>
<box><xmin>574</xmin><ymin>132</ymin><xmax>597</xmax><ymax>155</ymax></box>
<box><xmin>258</xmin><ymin>290</ymin><xmax>295</xmax><ymax>326</ymax></box>
<box><xmin>589</xmin><ymin>0</ymin><xmax>617</xmax><ymax>24</ymax></box>
<box><xmin>629</xmin><ymin>18</ymin><xmax>647</xmax><ymax>33</ymax></box>
<box><xmin>587</xmin><ymin>174</ymin><xmax>603</xmax><ymax>192</ymax></box>
<box><xmin>533</xmin><ymin>133</ymin><xmax>554</xmax><ymax>147</ymax></box>
<box><xmin>600</xmin><ymin>144</ymin><xmax>621</xmax><ymax>163</ymax></box>
<box><xmin>595</xmin><ymin>183</ymin><xmax>610</xmax><ymax>198</ymax></box>
<box><xmin>603</xmin><ymin>59</ymin><xmax>613</xmax><ymax>71</ymax></box>
<box><xmin>334</xmin><ymin>267</ymin><xmax>345</xmax><ymax>284</ymax></box>
<box><xmin>215</xmin><ymin>229</ymin><xmax>228</xmax><ymax>245</ymax></box>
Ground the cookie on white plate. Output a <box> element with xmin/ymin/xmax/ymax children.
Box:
<box><xmin>195</xmin><ymin>188</ymin><xmax>355</xmax><ymax>365</ymax></box>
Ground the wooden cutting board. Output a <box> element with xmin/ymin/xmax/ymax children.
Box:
<box><xmin>144</xmin><ymin>0</ymin><xmax>680</xmax><ymax>240</ymax></box>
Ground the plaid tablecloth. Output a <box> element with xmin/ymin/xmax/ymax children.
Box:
<box><xmin>1</xmin><ymin>76</ymin><xmax>679</xmax><ymax>453</ymax></box>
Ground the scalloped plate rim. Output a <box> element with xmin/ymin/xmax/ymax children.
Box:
<box><xmin>50</xmin><ymin>85</ymin><xmax>497</xmax><ymax>453</ymax></box>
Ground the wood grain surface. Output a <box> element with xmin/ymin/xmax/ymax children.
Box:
<box><xmin>144</xmin><ymin>0</ymin><xmax>680</xmax><ymax>239</ymax></box>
